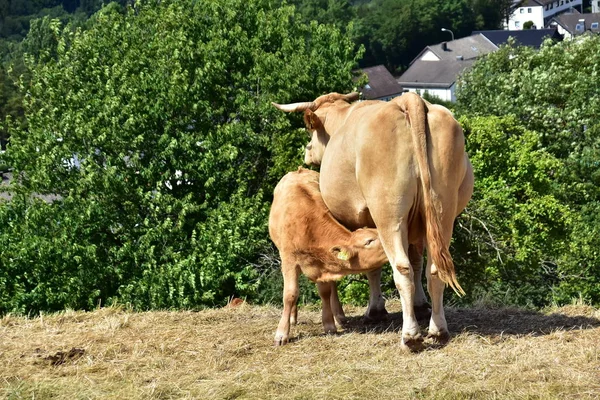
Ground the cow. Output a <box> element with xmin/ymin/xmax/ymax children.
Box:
<box><xmin>269</xmin><ymin>167</ymin><xmax>388</xmax><ymax>346</ymax></box>
<box><xmin>273</xmin><ymin>92</ymin><xmax>474</xmax><ymax>350</ymax></box>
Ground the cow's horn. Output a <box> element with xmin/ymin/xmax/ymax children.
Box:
<box><xmin>271</xmin><ymin>101</ymin><xmax>316</xmax><ymax>113</ymax></box>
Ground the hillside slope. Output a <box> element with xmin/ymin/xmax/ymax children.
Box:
<box><xmin>1</xmin><ymin>300</ymin><xmax>599</xmax><ymax>399</ymax></box>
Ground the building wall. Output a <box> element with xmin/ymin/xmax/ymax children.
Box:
<box><xmin>508</xmin><ymin>0</ymin><xmax>582</xmax><ymax>30</ymax></box>
<box><xmin>508</xmin><ymin>5</ymin><xmax>545</xmax><ymax>29</ymax></box>
<box><xmin>420</xmin><ymin>50</ymin><xmax>440</xmax><ymax>61</ymax></box>
<box><xmin>403</xmin><ymin>87</ymin><xmax>454</xmax><ymax>102</ymax></box>
<box><xmin>553</xmin><ymin>22</ymin><xmax>573</xmax><ymax>39</ymax></box>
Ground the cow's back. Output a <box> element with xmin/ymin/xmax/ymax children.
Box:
<box><xmin>269</xmin><ymin>168</ymin><xmax>325</xmax><ymax>252</ymax></box>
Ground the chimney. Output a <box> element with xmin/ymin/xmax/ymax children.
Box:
<box><xmin>441</xmin><ymin>42</ymin><xmax>448</xmax><ymax>51</ymax></box>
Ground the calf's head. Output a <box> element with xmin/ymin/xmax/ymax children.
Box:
<box><xmin>330</xmin><ymin>228</ymin><xmax>387</xmax><ymax>270</ymax></box>
<box><xmin>272</xmin><ymin>92</ymin><xmax>359</xmax><ymax>166</ymax></box>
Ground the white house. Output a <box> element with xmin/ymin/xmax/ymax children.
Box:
<box><xmin>397</xmin><ymin>29</ymin><xmax>561</xmax><ymax>102</ymax></box>
<box><xmin>507</xmin><ymin>0</ymin><xmax>582</xmax><ymax>30</ymax></box>
<box><xmin>397</xmin><ymin>35</ymin><xmax>497</xmax><ymax>102</ymax></box>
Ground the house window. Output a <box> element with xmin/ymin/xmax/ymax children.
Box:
<box><xmin>528</xmin><ymin>8</ymin><xmax>532</xmax><ymax>13</ymax></box>
<box><xmin>520</xmin><ymin>8</ymin><xmax>525</xmax><ymax>13</ymax></box>
<box><xmin>515</xmin><ymin>21</ymin><xmax>521</xmax><ymax>28</ymax></box>
<box><xmin>592</xmin><ymin>22</ymin><xmax>599</xmax><ymax>29</ymax></box>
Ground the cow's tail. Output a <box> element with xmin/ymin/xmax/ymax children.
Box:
<box><xmin>394</xmin><ymin>93</ymin><xmax>464</xmax><ymax>296</ymax></box>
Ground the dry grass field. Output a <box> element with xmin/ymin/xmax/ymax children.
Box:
<box><xmin>1</xmin><ymin>299</ymin><xmax>599</xmax><ymax>400</ymax></box>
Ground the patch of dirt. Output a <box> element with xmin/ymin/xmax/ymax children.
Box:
<box><xmin>41</xmin><ymin>348</ymin><xmax>85</xmax><ymax>366</ymax></box>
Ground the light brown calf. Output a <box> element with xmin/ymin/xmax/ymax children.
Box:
<box><xmin>269</xmin><ymin>168</ymin><xmax>388</xmax><ymax>346</ymax></box>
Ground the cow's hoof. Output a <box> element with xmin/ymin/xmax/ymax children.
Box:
<box><xmin>400</xmin><ymin>334</ymin><xmax>425</xmax><ymax>353</ymax></box>
<box><xmin>334</xmin><ymin>314</ymin><xmax>347</xmax><ymax>325</ymax></box>
<box><xmin>274</xmin><ymin>335</ymin><xmax>289</xmax><ymax>346</ymax></box>
<box><xmin>426</xmin><ymin>330</ymin><xmax>450</xmax><ymax>345</ymax></box>
<box><xmin>364</xmin><ymin>307</ymin><xmax>389</xmax><ymax>321</ymax></box>
<box><xmin>414</xmin><ymin>304</ymin><xmax>432</xmax><ymax>320</ymax></box>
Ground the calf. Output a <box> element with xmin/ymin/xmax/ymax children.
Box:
<box><xmin>269</xmin><ymin>168</ymin><xmax>388</xmax><ymax>345</ymax></box>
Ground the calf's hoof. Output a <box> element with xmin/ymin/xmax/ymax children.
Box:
<box><xmin>334</xmin><ymin>314</ymin><xmax>347</xmax><ymax>325</ymax></box>
<box><xmin>400</xmin><ymin>334</ymin><xmax>425</xmax><ymax>353</ymax></box>
<box><xmin>426</xmin><ymin>330</ymin><xmax>450</xmax><ymax>345</ymax></box>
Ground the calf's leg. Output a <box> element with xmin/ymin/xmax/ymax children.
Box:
<box><xmin>329</xmin><ymin>282</ymin><xmax>347</xmax><ymax>325</ymax></box>
<box><xmin>316</xmin><ymin>281</ymin><xmax>337</xmax><ymax>334</ymax></box>
<box><xmin>274</xmin><ymin>261</ymin><xmax>299</xmax><ymax>346</ymax></box>
<box><xmin>290</xmin><ymin>301</ymin><xmax>298</xmax><ymax>325</ymax></box>
<box><xmin>364</xmin><ymin>268</ymin><xmax>388</xmax><ymax>320</ymax></box>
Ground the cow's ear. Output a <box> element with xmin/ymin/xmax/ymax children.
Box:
<box><xmin>330</xmin><ymin>246</ymin><xmax>352</xmax><ymax>261</ymax></box>
<box><xmin>304</xmin><ymin>110</ymin><xmax>322</xmax><ymax>130</ymax></box>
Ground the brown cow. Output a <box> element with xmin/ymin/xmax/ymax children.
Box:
<box><xmin>269</xmin><ymin>167</ymin><xmax>388</xmax><ymax>346</ymax></box>
<box><xmin>273</xmin><ymin>92</ymin><xmax>474</xmax><ymax>351</ymax></box>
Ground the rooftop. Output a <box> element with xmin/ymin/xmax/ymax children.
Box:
<box><xmin>398</xmin><ymin>59</ymin><xmax>475</xmax><ymax>88</ymax></box>
<box><xmin>474</xmin><ymin>28</ymin><xmax>561</xmax><ymax>48</ymax></box>
<box><xmin>417</xmin><ymin>34</ymin><xmax>498</xmax><ymax>63</ymax></box>
<box><xmin>549</xmin><ymin>12</ymin><xmax>600</xmax><ymax>33</ymax></box>
<box><xmin>356</xmin><ymin>65</ymin><xmax>404</xmax><ymax>100</ymax></box>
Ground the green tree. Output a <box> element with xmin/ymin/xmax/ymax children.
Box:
<box><xmin>288</xmin><ymin>0</ymin><xmax>356</xmax><ymax>28</ymax></box>
<box><xmin>0</xmin><ymin>0</ymin><xmax>361</xmax><ymax>314</ymax></box>
<box><xmin>353</xmin><ymin>0</ymin><xmax>505</xmax><ymax>72</ymax></box>
<box><xmin>453</xmin><ymin>116</ymin><xmax>571</xmax><ymax>307</ymax></box>
<box><xmin>456</xmin><ymin>36</ymin><xmax>600</xmax><ymax>305</ymax></box>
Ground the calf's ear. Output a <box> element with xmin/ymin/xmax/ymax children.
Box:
<box><xmin>330</xmin><ymin>246</ymin><xmax>352</xmax><ymax>261</ymax></box>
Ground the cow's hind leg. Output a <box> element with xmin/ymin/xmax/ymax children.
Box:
<box><xmin>375</xmin><ymin>220</ymin><xmax>423</xmax><ymax>351</ymax></box>
<box><xmin>316</xmin><ymin>282</ymin><xmax>337</xmax><ymax>334</ymax></box>
<box><xmin>426</xmin><ymin>258</ymin><xmax>450</xmax><ymax>344</ymax></box>
<box><xmin>274</xmin><ymin>260</ymin><xmax>299</xmax><ymax>346</ymax></box>
<box><xmin>426</xmin><ymin>200</ymin><xmax>460</xmax><ymax>345</ymax></box>
<box><xmin>329</xmin><ymin>282</ymin><xmax>347</xmax><ymax>325</ymax></box>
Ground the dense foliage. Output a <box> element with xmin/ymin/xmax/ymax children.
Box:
<box><xmin>287</xmin><ymin>0</ymin><xmax>510</xmax><ymax>73</ymax></box>
<box><xmin>0</xmin><ymin>0</ymin><xmax>360</xmax><ymax>313</ymax></box>
<box><xmin>452</xmin><ymin>116</ymin><xmax>571</xmax><ymax>307</ymax></box>
<box><xmin>0</xmin><ymin>0</ymin><xmax>511</xmax><ymax>146</ymax></box>
<box><xmin>2</xmin><ymin>0</ymin><xmax>600</xmax><ymax>314</ymax></box>
<box><xmin>455</xmin><ymin>35</ymin><xmax>600</xmax><ymax>305</ymax></box>
<box><xmin>1</xmin><ymin>0</ymin><xmax>125</xmax><ymax>147</ymax></box>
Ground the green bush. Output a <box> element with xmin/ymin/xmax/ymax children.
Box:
<box><xmin>0</xmin><ymin>0</ymin><xmax>361</xmax><ymax>314</ymax></box>
<box><xmin>452</xmin><ymin>116</ymin><xmax>571</xmax><ymax>307</ymax></box>
<box><xmin>456</xmin><ymin>36</ymin><xmax>600</xmax><ymax>306</ymax></box>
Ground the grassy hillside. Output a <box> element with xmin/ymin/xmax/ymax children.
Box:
<box><xmin>1</xmin><ymin>300</ymin><xmax>599</xmax><ymax>399</ymax></box>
